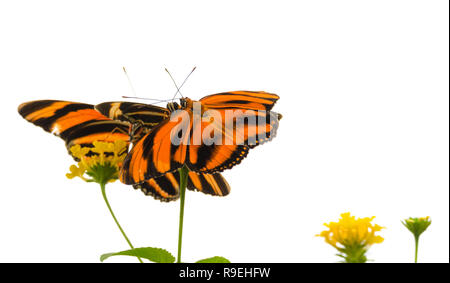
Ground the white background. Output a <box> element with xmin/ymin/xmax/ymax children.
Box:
<box><xmin>0</xmin><ymin>1</ymin><xmax>448</xmax><ymax>263</ymax></box>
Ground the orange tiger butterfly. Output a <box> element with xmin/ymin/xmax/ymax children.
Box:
<box><xmin>18</xmin><ymin>100</ymin><xmax>230</xmax><ymax>201</ymax></box>
<box><xmin>119</xmin><ymin>91</ymin><xmax>282</xmax><ymax>185</ymax></box>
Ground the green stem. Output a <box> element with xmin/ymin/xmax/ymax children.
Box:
<box><xmin>177</xmin><ymin>166</ymin><xmax>189</xmax><ymax>263</ymax></box>
<box><xmin>100</xmin><ymin>182</ymin><xmax>143</xmax><ymax>263</ymax></box>
<box><xmin>414</xmin><ymin>235</ymin><xmax>419</xmax><ymax>263</ymax></box>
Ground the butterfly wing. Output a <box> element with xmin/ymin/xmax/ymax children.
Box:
<box><xmin>200</xmin><ymin>91</ymin><xmax>279</xmax><ymax>111</ymax></box>
<box><xmin>134</xmin><ymin>171</ymin><xmax>230</xmax><ymax>202</ymax></box>
<box><xmin>186</xmin><ymin>103</ymin><xmax>281</xmax><ymax>173</ymax></box>
<box><xmin>187</xmin><ymin>171</ymin><xmax>230</xmax><ymax>197</ymax></box>
<box><xmin>120</xmin><ymin>109</ymin><xmax>191</xmax><ymax>184</ymax></box>
<box><xmin>200</xmin><ymin>91</ymin><xmax>281</xmax><ymax>148</ymax></box>
<box><xmin>133</xmin><ymin>172</ymin><xmax>180</xmax><ymax>202</ymax></box>
<box><xmin>18</xmin><ymin>100</ymin><xmax>131</xmax><ymax>158</ymax></box>
<box><xmin>95</xmin><ymin>101</ymin><xmax>170</xmax><ymax>127</ymax></box>
<box><xmin>186</xmin><ymin>124</ymin><xmax>251</xmax><ymax>174</ymax></box>
<box><xmin>200</xmin><ymin>108</ymin><xmax>281</xmax><ymax>148</ymax></box>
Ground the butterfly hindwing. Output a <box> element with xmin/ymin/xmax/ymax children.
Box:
<box><xmin>133</xmin><ymin>172</ymin><xmax>180</xmax><ymax>202</ymax></box>
<box><xmin>187</xmin><ymin>172</ymin><xmax>230</xmax><ymax>197</ymax></box>
<box><xmin>133</xmin><ymin>171</ymin><xmax>230</xmax><ymax>202</ymax></box>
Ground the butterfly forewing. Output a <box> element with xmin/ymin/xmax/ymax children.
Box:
<box><xmin>95</xmin><ymin>101</ymin><xmax>170</xmax><ymax>127</ymax></box>
<box><xmin>200</xmin><ymin>91</ymin><xmax>279</xmax><ymax>111</ymax></box>
<box><xmin>186</xmin><ymin>99</ymin><xmax>281</xmax><ymax>172</ymax></box>
<box><xmin>18</xmin><ymin>100</ymin><xmax>130</xmax><ymax>158</ymax></box>
<box><xmin>186</xmin><ymin>119</ymin><xmax>251</xmax><ymax>173</ymax></box>
<box><xmin>119</xmin><ymin>109</ymin><xmax>190</xmax><ymax>184</ymax></box>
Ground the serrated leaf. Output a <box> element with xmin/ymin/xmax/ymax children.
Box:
<box><xmin>100</xmin><ymin>247</ymin><xmax>175</xmax><ymax>263</ymax></box>
<box><xmin>196</xmin><ymin>256</ymin><xmax>230</xmax><ymax>263</ymax></box>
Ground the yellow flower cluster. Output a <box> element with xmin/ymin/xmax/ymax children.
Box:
<box><xmin>318</xmin><ymin>212</ymin><xmax>384</xmax><ymax>250</ymax></box>
<box><xmin>66</xmin><ymin>140</ymin><xmax>128</xmax><ymax>184</ymax></box>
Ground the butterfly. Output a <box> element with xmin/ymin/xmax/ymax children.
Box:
<box><xmin>18</xmin><ymin>100</ymin><xmax>230</xmax><ymax>201</ymax></box>
<box><xmin>119</xmin><ymin>91</ymin><xmax>282</xmax><ymax>185</ymax></box>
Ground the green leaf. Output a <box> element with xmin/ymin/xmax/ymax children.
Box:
<box><xmin>100</xmin><ymin>247</ymin><xmax>175</xmax><ymax>263</ymax></box>
<box><xmin>196</xmin><ymin>256</ymin><xmax>231</xmax><ymax>263</ymax></box>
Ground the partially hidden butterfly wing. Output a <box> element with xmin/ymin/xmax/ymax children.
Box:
<box><xmin>18</xmin><ymin>100</ymin><xmax>130</xmax><ymax>159</ymax></box>
<box><xmin>134</xmin><ymin>171</ymin><xmax>230</xmax><ymax>202</ymax></box>
<box><xmin>95</xmin><ymin>101</ymin><xmax>170</xmax><ymax>127</ymax></box>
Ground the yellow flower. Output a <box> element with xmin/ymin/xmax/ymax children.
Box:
<box><xmin>403</xmin><ymin>216</ymin><xmax>431</xmax><ymax>238</ymax></box>
<box><xmin>317</xmin><ymin>212</ymin><xmax>384</xmax><ymax>263</ymax></box>
<box><xmin>402</xmin><ymin>216</ymin><xmax>431</xmax><ymax>263</ymax></box>
<box><xmin>66</xmin><ymin>140</ymin><xmax>128</xmax><ymax>185</ymax></box>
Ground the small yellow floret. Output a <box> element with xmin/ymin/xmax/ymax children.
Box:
<box><xmin>66</xmin><ymin>140</ymin><xmax>128</xmax><ymax>184</ymax></box>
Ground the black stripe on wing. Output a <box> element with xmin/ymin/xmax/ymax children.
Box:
<box><xmin>95</xmin><ymin>102</ymin><xmax>169</xmax><ymax>127</ymax></box>
<box><xmin>187</xmin><ymin>172</ymin><xmax>230</xmax><ymax>197</ymax></box>
<box><xmin>133</xmin><ymin>172</ymin><xmax>180</xmax><ymax>202</ymax></box>
<box><xmin>18</xmin><ymin>100</ymin><xmax>130</xmax><ymax>160</ymax></box>
<box><xmin>200</xmin><ymin>91</ymin><xmax>280</xmax><ymax>111</ymax></box>
<box><xmin>132</xmin><ymin>171</ymin><xmax>230</xmax><ymax>201</ymax></box>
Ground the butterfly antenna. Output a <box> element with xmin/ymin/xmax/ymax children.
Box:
<box><xmin>177</xmin><ymin>66</ymin><xmax>196</xmax><ymax>96</ymax></box>
<box><xmin>123</xmin><ymin>67</ymin><xmax>172</xmax><ymax>104</ymax></box>
<box><xmin>122</xmin><ymin>96</ymin><xmax>173</xmax><ymax>104</ymax></box>
<box><xmin>167</xmin><ymin>66</ymin><xmax>197</xmax><ymax>101</ymax></box>
<box><xmin>165</xmin><ymin>68</ymin><xmax>184</xmax><ymax>100</ymax></box>
<box><xmin>122</xmin><ymin>66</ymin><xmax>138</xmax><ymax>97</ymax></box>
<box><xmin>122</xmin><ymin>99</ymin><xmax>170</xmax><ymax>105</ymax></box>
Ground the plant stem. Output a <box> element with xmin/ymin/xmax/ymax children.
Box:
<box><xmin>100</xmin><ymin>182</ymin><xmax>143</xmax><ymax>263</ymax></box>
<box><xmin>414</xmin><ymin>235</ymin><xmax>419</xmax><ymax>263</ymax></box>
<box><xmin>177</xmin><ymin>165</ymin><xmax>189</xmax><ymax>263</ymax></box>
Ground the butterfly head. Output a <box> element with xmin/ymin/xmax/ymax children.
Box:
<box><xmin>167</xmin><ymin>98</ymin><xmax>192</xmax><ymax>112</ymax></box>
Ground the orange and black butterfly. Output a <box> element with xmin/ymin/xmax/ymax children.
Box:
<box><xmin>119</xmin><ymin>91</ymin><xmax>282</xmax><ymax>185</ymax></box>
<box><xmin>18</xmin><ymin>100</ymin><xmax>230</xmax><ymax>201</ymax></box>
